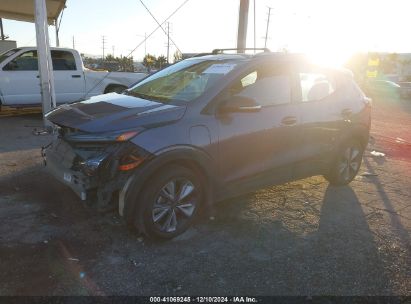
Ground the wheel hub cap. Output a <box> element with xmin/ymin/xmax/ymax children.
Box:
<box><xmin>152</xmin><ymin>179</ymin><xmax>196</xmax><ymax>233</ymax></box>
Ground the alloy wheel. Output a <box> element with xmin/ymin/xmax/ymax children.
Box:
<box><xmin>151</xmin><ymin>178</ymin><xmax>197</xmax><ymax>233</ymax></box>
<box><xmin>338</xmin><ymin>146</ymin><xmax>361</xmax><ymax>182</ymax></box>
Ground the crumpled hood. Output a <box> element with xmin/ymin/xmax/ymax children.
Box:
<box><xmin>46</xmin><ymin>93</ymin><xmax>186</xmax><ymax>133</ymax></box>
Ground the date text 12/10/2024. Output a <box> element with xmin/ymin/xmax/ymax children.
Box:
<box><xmin>149</xmin><ymin>297</ymin><xmax>258</xmax><ymax>303</ymax></box>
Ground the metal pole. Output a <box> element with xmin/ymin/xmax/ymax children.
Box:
<box><xmin>55</xmin><ymin>18</ymin><xmax>59</xmax><ymax>47</ymax></box>
<box><xmin>253</xmin><ymin>0</ymin><xmax>256</xmax><ymax>52</ymax></box>
<box><xmin>0</xmin><ymin>18</ymin><xmax>5</xmax><ymax>40</ymax></box>
<box><xmin>102</xmin><ymin>36</ymin><xmax>106</xmax><ymax>60</ymax></box>
<box><xmin>237</xmin><ymin>0</ymin><xmax>249</xmax><ymax>53</ymax></box>
<box><xmin>145</xmin><ymin>32</ymin><xmax>147</xmax><ymax>56</ymax></box>
<box><xmin>34</xmin><ymin>0</ymin><xmax>56</xmax><ymax>128</ymax></box>
<box><xmin>264</xmin><ymin>7</ymin><xmax>272</xmax><ymax>49</ymax></box>
<box><xmin>167</xmin><ymin>22</ymin><xmax>170</xmax><ymax>64</ymax></box>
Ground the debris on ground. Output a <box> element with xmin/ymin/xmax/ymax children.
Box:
<box><xmin>361</xmin><ymin>172</ymin><xmax>378</xmax><ymax>177</ymax></box>
<box><xmin>67</xmin><ymin>258</ymin><xmax>79</xmax><ymax>262</ymax></box>
<box><xmin>370</xmin><ymin>150</ymin><xmax>386</xmax><ymax>157</ymax></box>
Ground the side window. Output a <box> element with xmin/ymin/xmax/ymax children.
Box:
<box><xmin>230</xmin><ymin>68</ymin><xmax>291</xmax><ymax>106</ymax></box>
<box><xmin>3</xmin><ymin>51</ymin><xmax>38</xmax><ymax>71</ymax></box>
<box><xmin>300</xmin><ymin>72</ymin><xmax>336</xmax><ymax>102</ymax></box>
<box><xmin>51</xmin><ymin>51</ymin><xmax>77</xmax><ymax>70</ymax></box>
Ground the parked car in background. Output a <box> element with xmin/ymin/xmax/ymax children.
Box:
<box><xmin>44</xmin><ymin>50</ymin><xmax>371</xmax><ymax>239</ymax></box>
<box><xmin>364</xmin><ymin>79</ymin><xmax>401</xmax><ymax>100</ymax></box>
<box><xmin>0</xmin><ymin>47</ymin><xmax>147</xmax><ymax>108</ymax></box>
<box><xmin>398</xmin><ymin>82</ymin><xmax>411</xmax><ymax>99</ymax></box>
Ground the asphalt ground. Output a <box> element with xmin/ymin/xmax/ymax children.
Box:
<box><xmin>0</xmin><ymin>98</ymin><xmax>410</xmax><ymax>296</ymax></box>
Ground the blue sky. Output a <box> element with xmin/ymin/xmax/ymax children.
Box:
<box><xmin>3</xmin><ymin>0</ymin><xmax>411</xmax><ymax>65</ymax></box>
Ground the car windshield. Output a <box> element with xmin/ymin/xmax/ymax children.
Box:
<box><xmin>127</xmin><ymin>58</ymin><xmax>240</xmax><ymax>103</ymax></box>
<box><xmin>0</xmin><ymin>48</ymin><xmax>21</xmax><ymax>65</ymax></box>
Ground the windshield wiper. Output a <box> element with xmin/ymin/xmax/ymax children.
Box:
<box><xmin>126</xmin><ymin>90</ymin><xmax>170</xmax><ymax>103</ymax></box>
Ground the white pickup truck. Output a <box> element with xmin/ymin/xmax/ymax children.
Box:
<box><xmin>0</xmin><ymin>47</ymin><xmax>147</xmax><ymax>107</ymax></box>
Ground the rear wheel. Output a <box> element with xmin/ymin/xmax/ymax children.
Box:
<box><xmin>324</xmin><ymin>139</ymin><xmax>364</xmax><ymax>185</ymax></box>
<box><xmin>133</xmin><ymin>165</ymin><xmax>204</xmax><ymax>239</ymax></box>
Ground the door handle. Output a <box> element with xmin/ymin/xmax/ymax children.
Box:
<box><xmin>72</xmin><ymin>75</ymin><xmax>81</xmax><ymax>78</ymax></box>
<box><xmin>341</xmin><ymin>108</ymin><xmax>352</xmax><ymax>117</ymax></box>
<box><xmin>281</xmin><ymin>116</ymin><xmax>297</xmax><ymax>126</ymax></box>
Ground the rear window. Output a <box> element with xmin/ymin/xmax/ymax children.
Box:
<box><xmin>51</xmin><ymin>50</ymin><xmax>77</xmax><ymax>70</ymax></box>
<box><xmin>300</xmin><ymin>72</ymin><xmax>336</xmax><ymax>102</ymax></box>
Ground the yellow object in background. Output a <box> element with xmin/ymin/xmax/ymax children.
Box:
<box><xmin>367</xmin><ymin>70</ymin><xmax>378</xmax><ymax>78</ymax></box>
<box><xmin>368</xmin><ymin>58</ymin><xmax>380</xmax><ymax>67</ymax></box>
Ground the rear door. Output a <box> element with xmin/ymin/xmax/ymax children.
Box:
<box><xmin>216</xmin><ymin>62</ymin><xmax>301</xmax><ymax>188</ymax></box>
<box><xmin>293</xmin><ymin>66</ymin><xmax>344</xmax><ymax>177</ymax></box>
<box><xmin>52</xmin><ymin>50</ymin><xmax>85</xmax><ymax>104</ymax></box>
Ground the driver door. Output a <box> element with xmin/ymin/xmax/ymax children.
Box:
<box><xmin>1</xmin><ymin>50</ymin><xmax>40</xmax><ymax>105</ymax></box>
<box><xmin>216</xmin><ymin>63</ymin><xmax>301</xmax><ymax>190</ymax></box>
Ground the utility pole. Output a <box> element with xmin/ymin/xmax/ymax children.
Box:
<box><xmin>264</xmin><ymin>7</ymin><xmax>272</xmax><ymax>49</ymax></box>
<box><xmin>112</xmin><ymin>45</ymin><xmax>115</xmax><ymax>58</ymax></box>
<box><xmin>55</xmin><ymin>25</ymin><xmax>59</xmax><ymax>46</ymax></box>
<box><xmin>237</xmin><ymin>0</ymin><xmax>249</xmax><ymax>53</ymax></box>
<box><xmin>72</xmin><ymin>36</ymin><xmax>75</xmax><ymax>49</ymax></box>
<box><xmin>54</xmin><ymin>9</ymin><xmax>64</xmax><ymax>47</ymax></box>
<box><xmin>253</xmin><ymin>0</ymin><xmax>256</xmax><ymax>52</ymax></box>
<box><xmin>55</xmin><ymin>17</ymin><xmax>59</xmax><ymax>47</ymax></box>
<box><xmin>102</xmin><ymin>35</ymin><xmax>106</xmax><ymax>60</ymax></box>
<box><xmin>144</xmin><ymin>32</ymin><xmax>147</xmax><ymax>57</ymax></box>
<box><xmin>166</xmin><ymin>22</ymin><xmax>170</xmax><ymax>64</ymax></box>
<box><xmin>0</xmin><ymin>18</ymin><xmax>6</xmax><ymax>40</ymax></box>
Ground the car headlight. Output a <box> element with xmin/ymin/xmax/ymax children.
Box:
<box><xmin>64</xmin><ymin>128</ymin><xmax>143</xmax><ymax>143</ymax></box>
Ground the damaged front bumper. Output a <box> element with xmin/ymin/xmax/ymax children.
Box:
<box><xmin>43</xmin><ymin>136</ymin><xmax>149</xmax><ymax>210</ymax></box>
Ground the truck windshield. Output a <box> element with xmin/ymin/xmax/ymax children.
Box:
<box><xmin>0</xmin><ymin>48</ymin><xmax>21</xmax><ymax>65</ymax></box>
<box><xmin>127</xmin><ymin>58</ymin><xmax>239</xmax><ymax>103</ymax></box>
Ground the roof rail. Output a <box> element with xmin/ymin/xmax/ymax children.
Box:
<box><xmin>212</xmin><ymin>48</ymin><xmax>271</xmax><ymax>55</ymax></box>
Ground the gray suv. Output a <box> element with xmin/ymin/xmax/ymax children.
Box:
<box><xmin>45</xmin><ymin>49</ymin><xmax>371</xmax><ymax>239</ymax></box>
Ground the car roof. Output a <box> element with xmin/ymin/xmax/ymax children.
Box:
<box><xmin>190</xmin><ymin>51</ymin><xmax>352</xmax><ymax>76</ymax></box>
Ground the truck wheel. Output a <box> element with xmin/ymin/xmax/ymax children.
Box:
<box><xmin>324</xmin><ymin>139</ymin><xmax>364</xmax><ymax>186</ymax></box>
<box><xmin>128</xmin><ymin>165</ymin><xmax>204</xmax><ymax>240</ymax></box>
<box><xmin>105</xmin><ymin>85</ymin><xmax>127</xmax><ymax>94</ymax></box>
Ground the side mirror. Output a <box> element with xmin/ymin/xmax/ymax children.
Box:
<box><xmin>219</xmin><ymin>95</ymin><xmax>261</xmax><ymax>113</ymax></box>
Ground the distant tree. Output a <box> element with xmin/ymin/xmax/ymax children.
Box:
<box><xmin>105</xmin><ymin>54</ymin><xmax>115</xmax><ymax>61</ymax></box>
<box><xmin>173</xmin><ymin>50</ymin><xmax>182</xmax><ymax>63</ymax></box>
<box><xmin>143</xmin><ymin>54</ymin><xmax>157</xmax><ymax>70</ymax></box>
<box><xmin>118</xmin><ymin>56</ymin><xmax>134</xmax><ymax>72</ymax></box>
<box><xmin>381</xmin><ymin>53</ymin><xmax>398</xmax><ymax>74</ymax></box>
<box><xmin>156</xmin><ymin>55</ymin><xmax>167</xmax><ymax>69</ymax></box>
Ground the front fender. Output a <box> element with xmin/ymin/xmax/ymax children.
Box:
<box><xmin>119</xmin><ymin>145</ymin><xmax>217</xmax><ymax>232</ymax></box>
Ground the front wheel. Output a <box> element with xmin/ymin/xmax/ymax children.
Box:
<box><xmin>132</xmin><ymin>165</ymin><xmax>204</xmax><ymax>239</ymax></box>
<box><xmin>324</xmin><ymin>139</ymin><xmax>364</xmax><ymax>186</ymax></box>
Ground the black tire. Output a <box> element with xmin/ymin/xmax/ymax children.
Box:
<box><xmin>105</xmin><ymin>85</ymin><xmax>127</xmax><ymax>94</ymax></box>
<box><xmin>129</xmin><ymin>165</ymin><xmax>204</xmax><ymax>239</ymax></box>
<box><xmin>324</xmin><ymin>139</ymin><xmax>364</xmax><ymax>186</ymax></box>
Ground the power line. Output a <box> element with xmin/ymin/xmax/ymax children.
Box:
<box><xmin>167</xmin><ymin>22</ymin><xmax>170</xmax><ymax>63</ymax></box>
<box><xmin>139</xmin><ymin>0</ymin><xmax>182</xmax><ymax>54</ymax></box>
<box><xmin>126</xmin><ymin>0</ymin><xmax>190</xmax><ymax>58</ymax></box>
